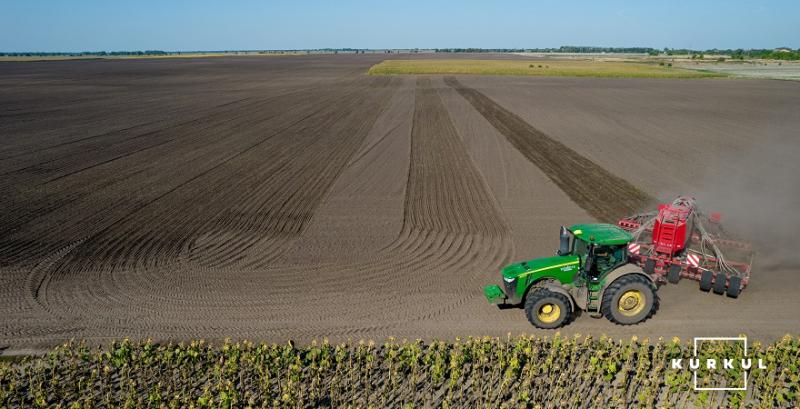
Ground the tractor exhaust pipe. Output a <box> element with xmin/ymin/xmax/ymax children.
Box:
<box><xmin>558</xmin><ymin>226</ymin><xmax>570</xmax><ymax>255</ymax></box>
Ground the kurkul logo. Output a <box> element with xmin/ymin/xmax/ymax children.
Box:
<box><xmin>670</xmin><ymin>337</ymin><xmax>766</xmax><ymax>391</ymax></box>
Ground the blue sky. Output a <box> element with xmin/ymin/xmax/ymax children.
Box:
<box><xmin>1</xmin><ymin>1</ymin><xmax>797</xmax><ymax>52</ymax></box>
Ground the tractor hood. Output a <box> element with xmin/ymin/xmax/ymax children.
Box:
<box><xmin>501</xmin><ymin>255</ymin><xmax>578</xmax><ymax>280</ymax></box>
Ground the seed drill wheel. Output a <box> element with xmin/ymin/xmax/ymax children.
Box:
<box><xmin>644</xmin><ymin>259</ymin><xmax>656</xmax><ymax>274</ymax></box>
<box><xmin>727</xmin><ymin>276</ymin><xmax>742</xmax><ymax>298</ymax></box>
<box><xmin>602</xmin><ymin>274</ymin><xmax>659</xmax><ymax>325</ymax></box>
<box><xmin>667</xmin><ymin>264</ymin><xmax>682</xmax><ymax>284</ymax></box>
<box><xmin>524</xmin><ymin>288</ymin><xmax>572</xmax><ymax>329</ymax></box>
<box><xmin>713</xmin><ymin>274</ymin><xmax>728</xmax><ymax>294</ymax></box>
<box><xmin>699</xmin><ymin>270</ymin><xmax>713</xmax><ymax>291</ymax></box>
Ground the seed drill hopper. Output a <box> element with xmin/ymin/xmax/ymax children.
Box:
<box><xmin>618</xmin><ymin>196</ymin><xmax>755</xmax><ymax>297</ymax></box>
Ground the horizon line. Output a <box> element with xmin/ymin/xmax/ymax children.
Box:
<box><xmin>2</xmin><ymin>46</ymin><xmax>798</xmax><ymax>54</ymax></box>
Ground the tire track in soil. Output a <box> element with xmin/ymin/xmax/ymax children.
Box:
<box><xmin>444</xmin><ymin>76</ymin><xmax>654</xmax><ymax>222</ymax></box>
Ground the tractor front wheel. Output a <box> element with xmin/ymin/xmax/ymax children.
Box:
<box><xmin>524</xmin><ymin>288</ymin><xmax>572</xmax><ymax>329</ymax></box>
<box><xmin>602</xmin><ymin>274</ymin><xmax>659</xmax><ymax>325</ymax></box>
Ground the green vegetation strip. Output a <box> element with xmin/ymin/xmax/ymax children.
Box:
<box><xmin>1</xmin><ymin>335</ymin><xmax>798</xmax><ymax>408</ymax></box>
<box><xmin>369</xmin><ymin>59</ymin><xmax>726</xmax><ymax>78</ymax></box>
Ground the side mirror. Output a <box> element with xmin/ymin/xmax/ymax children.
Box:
<box><xmin>557</xmin><ymin>226</ymin><xmax>570</xmax><ymax>255</ymax></box>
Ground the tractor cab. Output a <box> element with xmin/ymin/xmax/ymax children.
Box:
<box><xmin>559</xmin><ymin>224</ymin><xmax>631</xmax><ymax>282</ymax></box>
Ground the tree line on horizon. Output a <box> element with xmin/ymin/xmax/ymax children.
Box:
<box><xmin>435</xmin><ymin>46</ymin><xmax>799</xmax><ymax>60</ymax></box>
<box><xmin>2</xmin><ymin>46</ymin><xmax>798</xmax><ymax>60</ymax></box>
<box><xmin>651</xmin><ymin>47</ymin><xmax>800</xmax><ymax>60</ymax></box>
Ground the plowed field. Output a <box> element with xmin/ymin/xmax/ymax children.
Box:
<box><xmin>1</xmin><ymin>55</ymin><xmax>799</xmax><ymax>350</ymax></box>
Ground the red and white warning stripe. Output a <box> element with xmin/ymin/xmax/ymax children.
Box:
<box><xmin>686</xmin><ymin>253</ymin><xmax>701</xmax><ymax>268</ymax></box>
<box><xmin>627</xmin><ymin>243</ymin><xmax>641</xmax><ymax>254</ymax></box>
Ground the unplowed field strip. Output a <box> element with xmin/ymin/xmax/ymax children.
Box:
<box><xmin>444</xmin><ymin>76</ymin><xmax>654</xmax><ymax>222</ymax></box>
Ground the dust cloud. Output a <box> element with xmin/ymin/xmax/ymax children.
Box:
<box><xmin>675</xmin><ymin>131</ymin><xmax>800</xmax><ymax>269</ymax></box>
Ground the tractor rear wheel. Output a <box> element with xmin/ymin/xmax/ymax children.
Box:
<box><xmin>602</xmin><ymin>274</ymin><xmax>658</xmax><ymax>325</ymax></box>
<box><xmin>524</xmin><ymin>288</ymin><xmax>572</xmax><ymax>329</ymax></box>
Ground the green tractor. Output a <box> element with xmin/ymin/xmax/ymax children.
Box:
<box><xmin>484</xmin><ymin>223</ymin><xmax>658</xmax><ymax>329</ymax></box>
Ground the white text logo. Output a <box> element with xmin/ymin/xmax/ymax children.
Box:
<box><xmin>670</xmin><ymin>337</ymin><xmax>765</xmax><ymax>391</ymax></box>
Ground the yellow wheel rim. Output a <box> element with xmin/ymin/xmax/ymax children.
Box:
<box><xmin>618</xmin><ymin>290</ymin><xmax>645</xmax><ymax>317</ymax></box>
<box><xmin>537</xmin><ymin>303</ymin><xmax>561</xmax><ymax>324</ymax></box>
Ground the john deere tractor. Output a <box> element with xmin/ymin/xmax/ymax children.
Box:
<box><xmin>484</xmin><ymin>224</ymin><xmax>658</xmax><ymax>329</ymax></box>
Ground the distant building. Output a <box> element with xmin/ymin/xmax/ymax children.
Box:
<box><xmin>774</xmin><ymin>47</ymin><xmax>793</xmax><ymax>53</ymax></box>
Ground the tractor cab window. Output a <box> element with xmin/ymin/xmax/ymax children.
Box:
<box><xmin>573</xmin><ymin>239</ymin><xmax>588</xmax><ymax>261</ymax></box>
<box><xmin>594</xmin><ymin>245</ymin><xmax>625</xmax><ymax>274</ymax></box>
